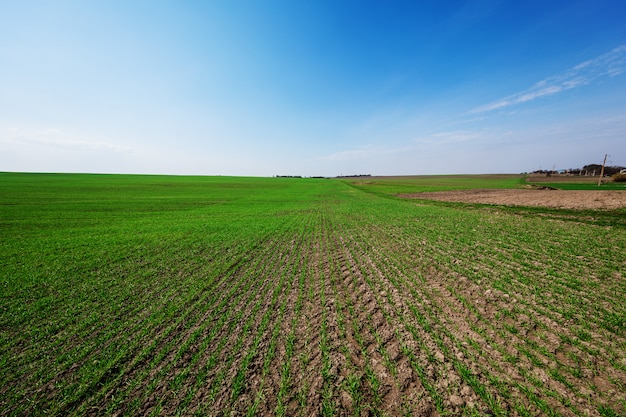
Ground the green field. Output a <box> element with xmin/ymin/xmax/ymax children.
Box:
<box><xmin>1</xmin><ymin>173</ymin><xmax>625</xmax><ymax>416</ymax></box>
<box><xmin>341</xmin><ymin>174</ymin><xmax>525</xmax><ymax>197</ymax></box>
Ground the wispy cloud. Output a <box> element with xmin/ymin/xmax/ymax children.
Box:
<box><xmin>424</xmin><ymin>130</ymin><xmax>483</xmax><ymax>145</ymax></box>
<box><xmin>320</xmin><ymin>130</ymin><xmax>484</xmax><ymax>163</ymax></box>
<box><xmin>3</xmin><ymin>128</ymin><xmax>131</xmax><ymax>152</ymax></box>
<box><xmin>320</xmin><ymin>143</ymin><xmax>414</xmax><ymax>162</ymax></box>
<box><xmin>321</xmin><ymin>145</ymin><xmax>389</xmax><ymax>161</ymax></box>
<box><xmin>472</xmin><ymin>45</ymin><xmax>626</xmax><ymax>113</ymax></box>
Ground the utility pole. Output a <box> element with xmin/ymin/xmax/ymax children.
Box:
<box><xmin>598</xmin><ymin>154</ymin><xmax>608</xmax><ymax>186</ymax></box>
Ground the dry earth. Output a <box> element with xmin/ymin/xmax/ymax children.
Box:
<box><xmin>400</xmin><ymin>188</ymin><xmax>626</xmax><ymax>210</ymax></box>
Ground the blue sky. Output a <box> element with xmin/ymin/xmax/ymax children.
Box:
<box><xmin>1</xmin><ymin>0</ymin><xmax>625</xmax><ymax>176</ymax></box>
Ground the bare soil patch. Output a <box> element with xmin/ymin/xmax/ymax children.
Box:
<box><xmin>400</xmin><ymin>188</ymin><xmax>626</xmax><ymax>210</ymax></box>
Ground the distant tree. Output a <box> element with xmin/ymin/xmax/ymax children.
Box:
<box><xmin>612</xmin><ymin>173</ymin><xmax>626</xmax><ymax>182</ymax></box>
<box><xmin>582</xmin><ymin>164</ymin><xmax>602</xmax><ymax>174</ymax></box>
<box><xmin>605</xmin><ymin>166</ymin><xmax>626</xmax><ymax>176</ymax></box>
<box><xmin>532</xmin><ymin>163</ymin><xmax>624</xmax><ymax>176</ymax></box>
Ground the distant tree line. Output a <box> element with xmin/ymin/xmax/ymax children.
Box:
<box><xmin>531</xmin><ymin>164</ymin><xmax>626</xmax><ymax>177</ymax></box>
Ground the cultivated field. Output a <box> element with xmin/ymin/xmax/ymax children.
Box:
<box><xmin>1</xmin><ymin>173</ymin><xmax>625</xmax><ymax>416</ymax></box>
<box><xmin>400</xmin><ymin>189</ymin><xmax>626</xmax><ymax>210</ymax></box>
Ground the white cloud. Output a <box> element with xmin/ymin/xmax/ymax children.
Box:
<box><xmin>426</xmin><ymin>130</ymin><xmax>483</xmax><ymax>144</ymax></box>
<box><xmin>320</xmin><ymin>144</ymin><xmax>402</xmax><ymax>161</ymax></box>
<box><xmin>0</xmin><ymin>126</ymin><xmax>137</xmax><ymax>174</ymax></box>
<box><xmin>2</xmin><ymin>127</ymin><xmax>131</xmax><ymax>153</ymax></box>
<box><xmin>472</xmin><ymin>44</ymin><xmax>626</xmax><ymax>114</ymax></box>
<box><xmin>313</xmin><ymin>110</ymin><xmax>626</xmax><ymax>176</ymax></box>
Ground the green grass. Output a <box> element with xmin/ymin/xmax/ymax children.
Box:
<box><xmin>340</xmin><ymin>174</ymin><xmax>524</xmax><ymax>197</ymax></box>
<box><xmin>340</xmin><ymin>173</ymin><xmax>626</xmax><ymax>228</ymax></box>
<box><xmin>1</xmin><ymin>172</ymin><xmax>625</xmax><ymax>416</ymax></box>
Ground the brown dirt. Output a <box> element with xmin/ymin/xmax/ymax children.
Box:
<box><xmin>400</xmin><ymin>188</ymin><xmax>626</xmax><ymax>210</ymax></box>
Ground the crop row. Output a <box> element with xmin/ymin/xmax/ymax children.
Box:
<box><xmin>1</xmin><ymin>175</ymin><xmax>624</xmax><ymax>416</ymax></box>
<box><xmin>332</xmin><ymin>197</ymin><xmax>625</xmax><ymax>416</ymax></box>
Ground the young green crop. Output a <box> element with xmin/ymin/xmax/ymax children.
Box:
<box><xmin>1</xmin><ymin>172</ymin><xmax>624</xmax><ymax>416</ymax></box>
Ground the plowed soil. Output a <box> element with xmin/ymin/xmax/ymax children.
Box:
<box><xmin>400</xmin><ymin>188</ymin><xmax>626</xmax><ymax>210</ymax></box>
